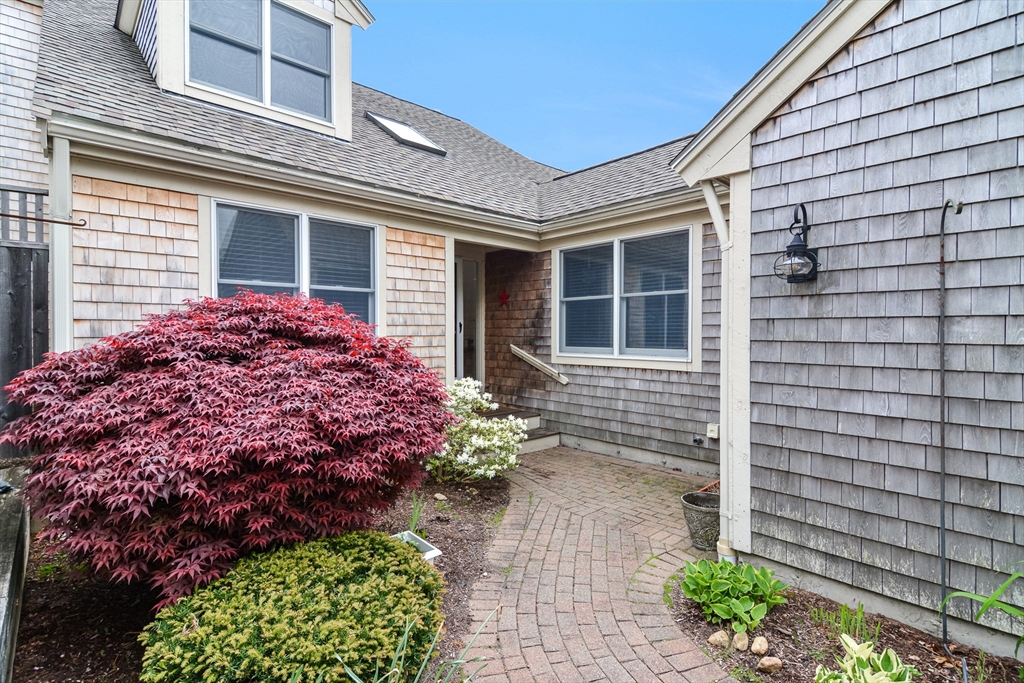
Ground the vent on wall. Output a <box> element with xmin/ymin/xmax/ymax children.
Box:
<box><xmin>365</xmin><ymin>111</ymin><xmax>446</xmax><ymax>156</ymax></box>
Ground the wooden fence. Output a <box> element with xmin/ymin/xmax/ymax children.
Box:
<box><xmin>0</xmin><ymin>186</ymin><xmax>49</xmax><ymax>459</ymax></box>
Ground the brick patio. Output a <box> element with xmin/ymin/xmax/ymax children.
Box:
<box><xmin>465</xmin><ymin>447</ymin><xmax>737</xmax><ymax>683</ymax></box>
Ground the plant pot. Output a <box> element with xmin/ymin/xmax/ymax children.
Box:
<box><xmin>680</xmin><ymin>492</ymin><xmax>720</xmax><ymax>552</ymax></box>
<box><xmin>391</xmin><ymin>530</ymin><xmax>442</xmax><ymax>564</ymax></box>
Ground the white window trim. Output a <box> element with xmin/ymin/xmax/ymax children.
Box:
<box><xmin>184</xmin><ymin>0</ymin><xmax>334</xmax><ymax>125</ymax></box>
<box><xmin>211</xmin><ymin>198</ymin><xmax>377</xmax><ymax>324</ymax></box>
<box><xmin>552</xmin><ymin>225</ymin><xmax>701</xmax><ymax>372</ymax></box>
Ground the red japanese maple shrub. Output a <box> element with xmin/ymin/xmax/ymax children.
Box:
<box><xmin>0</xmin><ymin>292</ymin><xmax>450</xmax><ymax>607</ymax></box>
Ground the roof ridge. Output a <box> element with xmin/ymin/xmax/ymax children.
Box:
<box><xmin>543</xmin><ymin>134</ymin><xmax>696</xmax><ymax>184</ymax></box>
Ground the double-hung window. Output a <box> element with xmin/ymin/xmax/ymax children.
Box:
<box><xmin>559</xmin><ymin>229</ymin><xmax>690</xmax><ymax>359</ymax></box>
<box><xmin>189</xmin><ymin>0</ymin><xmax>332</xmax><ymax>121</ymax></box>
<box><xmin>215</xmin><ymin>203</ymin><xmax>375</xmax><ymax>322</ymax></box>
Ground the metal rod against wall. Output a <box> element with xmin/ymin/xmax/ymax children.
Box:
<box><xmin>0</xmin><ymin>212</ymin><xmax>86</xmax><ymax>227</ymax></box>
<box><xmin>937</xmin><ymin>197</ymin><xmax>966</xmax><ymax>683</ymax></box>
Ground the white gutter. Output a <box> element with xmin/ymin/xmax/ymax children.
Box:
<box><xmin>48</xmin><ymin>115</ymin><xmax>710</xmax><ymax>251</ymax></box>
<box><xmin>700</xmin><ymin>179</ymin><xmax>737</xmax><ymax>563</ymax></box>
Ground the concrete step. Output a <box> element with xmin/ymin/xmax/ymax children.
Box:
<box><xmin>519</xmin><ymin>428</ymin><xmax>561</xmax><ymax>454</ymax></box>
<box><xmin>482</xmin><ymin>406</ymin><xmax>541</xmax><ymax>431</ymax></box>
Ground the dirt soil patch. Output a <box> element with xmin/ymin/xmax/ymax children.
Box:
<box><xmin>13</xmin><ymin>475</ymin><xmax>509</xmax><ymax>683</ymax></box>
<box><xmin>669</xmin><ymin>581</ymin><xmax>1023</xmax><ymax>683</ymax></box>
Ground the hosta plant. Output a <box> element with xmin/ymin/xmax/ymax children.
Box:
<box><xmin>814</xmin><ymin>634</ymin><xmax>919</xmax><ymax>682</ymax></box>
<box><xmin>426</xmin><ymin>378</ymin><xmax>527</xmax><ymax>482</ymax></box>
<box><xmin>139</xmin><ymin>532</ymin><xmax>444</xmax><ymax>683</ymax></box>
<box><xmin>678</xmin><ymin>560</ymin><xmax>788</xmax><ymax>633</ymax></box>
<box><xmin>0</xmin><ymin>292</ymin><xmax>450</xmax><ymax>606</ymax></box>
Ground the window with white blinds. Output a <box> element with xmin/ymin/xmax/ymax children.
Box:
<box><xmin>188</xmin><ymin>0</ymin><xmax>332</xmax><ymax>121</ymax></box>
<box><xmin>215</xmin><ymin>203</ymin><xmax>375</xmax><ymax>322</ymax></box>
<box><xmin>559</xmin><ymin>228</ymin><xmax>690</xmax><ymax>359</ymax></box>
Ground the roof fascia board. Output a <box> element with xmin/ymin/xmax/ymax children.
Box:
<box><xmin>537</xmin><ymin>186</ymin><xmax>713</xmax><ymax>244</ymax></box>
<box><xmin>46</xmin><ymin>116</ymin><xmax>542</xmax><ymax>245</ymax></box>
<box><xmin>673</xmin><ymin>0</ymin><xmax>887</xmax><ymax>185</ymax></box>
<box><xmin>336</xmin><ymin>0</ymin><xmax>374</xmax><ymax>29</ymax></box>
<box><xmin>47</xmin><ymin>117</ymin><xmax>713</xmax><ymax>247</ymax></box>
<box><xmin>114</xmin><ymin>0</ymin><xmax>143</xmax><ymax>36</ymax></box>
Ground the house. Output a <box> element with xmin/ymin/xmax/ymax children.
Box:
<box><xmin>1</xmin><ymin>0</ymin><xmax>1020</xmax><ymax>658</ymax></box>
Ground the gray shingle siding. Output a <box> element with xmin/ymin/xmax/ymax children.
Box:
<box><xmin>133</xmin><ymin>0</ymin><xmax>157</xmax><ymax>80</ymax></box>
<box><xmin>749</xmin><ymin>0</ymin><xmax>1023</xmax><ymax>637</ymax></box>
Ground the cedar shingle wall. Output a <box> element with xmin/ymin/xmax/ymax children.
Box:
<box><xmin>385</xmin><ymin>228</ymin><xmax>445</xmax><ymax>371</ymax></box>
<box><xmin>747</xmin><ymin>0</ymin><xmax>1023</xmax><ymax>636</ymax></box>
<box><xmin>485</xmin><ymin>222</ymin><xmax>722</xmax><ymax>464</ymax></box>
<box><xmin>71</xmin><ymin>176</ymin><xmax>199</xmax><ymax>347</ymax></box>
<box><xmin>0</xmin><ymin>0</ymin><xmax>47</xmax><ymax>191</ymax></box>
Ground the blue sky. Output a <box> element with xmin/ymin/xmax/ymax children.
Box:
<box><xmin>352</xmin><ymin>1</ymin><xmax>823</xmax><ymax>172</ymax></box>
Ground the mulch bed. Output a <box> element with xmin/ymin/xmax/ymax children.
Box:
<box><xmin>669</xmin><ymin>581</ymin><xmax>1023</xmax><ymax>683</ymax></box>
<box><xmin>13</xmin><ymin>475</ymin><xmax>509</xmax><ymax>683</ymax></box>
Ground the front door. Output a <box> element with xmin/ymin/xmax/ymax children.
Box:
<box><xmin>454</xmin><ymin>257</ymin><xmax>479</xmax><ymax>379</ymax></box>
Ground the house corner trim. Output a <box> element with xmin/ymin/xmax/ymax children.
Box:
<box><xmin>50</xmin><ymin>136</ymin><xmax>74</xmax><ymax>353</ymax></box>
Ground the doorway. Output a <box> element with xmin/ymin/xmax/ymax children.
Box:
<box><xmin>454</xmin><ymin>254</ymin><xmax>483</xmax><ymax>380</ymax></box>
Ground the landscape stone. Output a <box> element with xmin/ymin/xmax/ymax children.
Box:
<box><xmin>758</xmin><ymin>656</ymin><xmax>784</xmax><ymax>673</ymax></box>
<box><xmin>752</xmin><ymin>636</ymin><xmax>769</xmax><ymax>655</ymax></box>
<box><xmin>733</xmin><ymin>631</ymin><xmax>749</xmax><ymax>651</ymax></box>
<box><xmin>708</xmin><ymin>630</ymin><xmax>731</xmax><ymax>648</ymax></box>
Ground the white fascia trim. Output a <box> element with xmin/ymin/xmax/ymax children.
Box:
<box><xmin>48</xmin><ymin>115</ymin><xmax>720</xmax><ymax>253</ymax></box>
<box><xmin>47</xmin><ymin>116</ymin><xmax>541</xmax><ymax>244</ymax></box>
<box><xmin>537</xmin><ymin>187</ymin><xmax>709</xmax><ymax>243</ymax></box>
<box><xmin>672</xmin><ymin>0</ymin><xmax>886</xmax><ymax>184</ymax></box>
<box><xmin>336</xmin><ymin>0</ymin><xmax>374</xmax><ymax>29</ymax></box>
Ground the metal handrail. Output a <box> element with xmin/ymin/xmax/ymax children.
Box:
<box><xmin>510</xmin><ymin>344</ymin><xmax>569</xmax><ymax>385</ymax></box>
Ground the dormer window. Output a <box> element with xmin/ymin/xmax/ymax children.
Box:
<box><xmin>188</xmin><ymin>0</ymin><xmax>332</xmax><ymax>121</ymax></box>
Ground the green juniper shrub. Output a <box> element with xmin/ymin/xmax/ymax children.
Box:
<box><xmin>139</xmin><ymin>532</ymin><xmax>444</xmax><ymax>683</ymax></box>
<box><xmin>677</xmin><ymin>559</ymin><xmax>788</xmax><ymax>633</ymax></box>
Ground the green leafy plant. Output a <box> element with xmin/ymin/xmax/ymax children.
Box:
<box><xmin>677</xmin><ymin>560</ymin><xmax>788</xmax><ymax>633</ymax></box>
<box><xmin>139</xmin><ymin>532</ymin><xmax>444</xmax><ymax>683</ymax></box>
<box><xmin>408</xmin><ymin>492</ymin><xmax>426</xmax><ymax>535</ymax></box>
<box><xmin>427</xmin><ymin>379</ymin><xmax>527</xmax><ymax>482</ymax></box>
<box><xmin>940</xmin><ymin>562</ymin><xmax>1023</xmax><ymax>659</ymax></box>
<box><xmin>813</xmin><ymin>634</ymin><xmax>918</xmax><ymax>682</ymax></box>
<box><xmin>811</xmin><ymin>603</ymin><xmax>881</xmax><ymax>645</ymax></box>
<box><xmin>342</xmin><ymin>608</ymin><xmax>499</xmax><ymax>683</ymax></box>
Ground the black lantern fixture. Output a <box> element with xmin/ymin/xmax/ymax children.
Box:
<box><xmin>774</xmin><ymin>203</ymin><xmax>819</xmax><ymax>283</ymax></box>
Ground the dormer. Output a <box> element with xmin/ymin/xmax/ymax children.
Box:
<box><xmin>115</xmin><ymin>0</ymin><xmax>373</xmax><ymax>141</ymax></box>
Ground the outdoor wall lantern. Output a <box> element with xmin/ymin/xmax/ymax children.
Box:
<box><xmin>773</xmin><ymin>203</ymin><xmax>819</xmax><ymax>283</ymax></box>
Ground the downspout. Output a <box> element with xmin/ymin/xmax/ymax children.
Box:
<box><xmin>938</xmin><ymin>198</ymin><xmax>968</xmax><ymax>683</ymax></box>
<box><xmin>700</xmin><ymin>179</ymin><xmax>736</xmax><ymax>563</ymax></box>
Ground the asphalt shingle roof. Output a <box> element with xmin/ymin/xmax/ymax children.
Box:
<box><xmin>34</xmin><ymin>0</ymin><xmax>692</xmax><ymax>224</ymax></box>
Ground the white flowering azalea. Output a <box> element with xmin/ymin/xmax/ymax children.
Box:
<box><xmin>427</xmin><ymin>378</ymin><xmax>528</xmax><ymax>481</ymax></box>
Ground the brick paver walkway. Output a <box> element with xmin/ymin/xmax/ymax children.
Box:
<box><xmin>465</xmin><ymin>447</ymin><xmax>737</xmax><ymax>683</ymax></box>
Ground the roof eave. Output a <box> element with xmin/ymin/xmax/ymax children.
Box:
<box><xmin>671</xmin><ymin>0</ymin><xmax>888</xmax><ymax>185</ymax></box>
<box><xmin>336</xmin><ymin>0</ymin><xmax>375</xmax><ymax>30</ymax></box>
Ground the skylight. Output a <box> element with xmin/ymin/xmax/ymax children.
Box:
<box><xmin>365</xmin><ymin>111</ymin><xmax>446</xmax><ymax>155</ymax></box>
